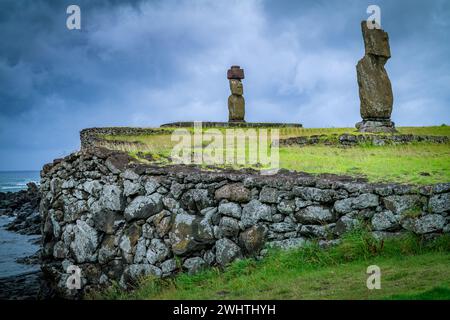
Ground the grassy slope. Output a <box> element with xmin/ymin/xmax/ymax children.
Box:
<box><xmin>97</xmin><ymin>232</ymin><xmax>450</xmax><ymax>300</ymax></box>
<box><xmin>101</xmin><ymin>126</ymin><xmax>450</xmax><ymax>185</ymax></box>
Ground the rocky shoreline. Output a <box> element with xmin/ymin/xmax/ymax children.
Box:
<box><xmin>0</xmin><ymin>183</ymin><xmax>43</xmax><ymax>300</ymax></box>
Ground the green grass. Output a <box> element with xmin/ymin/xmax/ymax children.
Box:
<box><xmin>98</xmin><ymin>126</ymin><xmax>450</xmax><ymax>185</ymax></box>
<box><xmin>96</xmin><ymin>231</ymin><xmax>450</xmax><ymax>300</ymax></box>
<box><xmin>279</xmin><ymin>144</ymin><xmax>450</xmax><ymax>184</ymax></box>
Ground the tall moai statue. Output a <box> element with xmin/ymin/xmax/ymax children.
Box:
<box><xmin>227</xmin><ymin>65</ymin><xmax>245</xmax><ymax>122</ymax></box>
<box><xmin>356</xmin><ymin>21</ymin><xmax>396</xmax><ymax>133</ymax></box>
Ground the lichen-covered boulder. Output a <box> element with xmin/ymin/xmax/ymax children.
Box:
<box><xmin>414</xmin><ymin>214</ymin><xmax>446</xmax><ymax>234</ymax></box>
<box><xmin>170</xmin><ymin>213</ymin><xmax>213</xmax><ymax>255</ymax></box>
<box><xmin>334</xmin><ymin>216</ymin><xmax>360</xmax><ymax>235</ymax></box>
<box><xmin>371</xmin><ymin>210</ymin><xmax>398</xmax><ymax>231</ymax></box>
<box><xmin>241</xmin><ymin>200</ymin><xmax>272</xmax><ymax>227</ymax></box>
<box><xmin>259</xmin><ymin>187</ymin><xmax>281</xmax><ymax>204</ymax></box>
<box><xmin>183</xmin><ymin>257</ymin><xmax>207</xmax><ymax>275</ymax></box>
<box><xmin>219</xmin><ymin>217</ymin><xmax>240</xmax><ymax>237</ymax></box>
<box><xmin>215</xmin><ymin>238</ymin><xmax>242</xmax><ymax>266</ymax></box>
<box><xmin>267</xmin><ymin>237</ymin><xmax>307</xmax><ymax>250</ymax></box>
<box><xmin>382</xmin><ymin>195</ymin><xmax>423</xmax><ymax>215</ymax></box>
<box><xmin>215</xmin><ymin>183</ymin><xmax>251</xmax><ymax>203</ymax></box>
<box><xmin>70</xmin><ymin>220</ymin><xmax>99</xmax><ymax>263</ymax></box>
<box><xmin>294</xmin><ymin>206</ymin><xmax>334</xmax><ymax>224</ymax></box>
<box><xmin>124</xmin><ymin>194</ymin><xmax>163</xmax><ymax>221</ymax></box>
<box><xmin>334</xmin><ymin>194</ymin><xmax>379</xmax><ymax>214</ymax></box>
<box><xmin>428</xmin><ymin>193</ymin><xmax>450</xmax><ymax>214</ymax></box>
<box><xmin>99</xmin><ymin>184</ymin><xmax>125</xmax><ymax>212</ymax></box>
<box><xmin>181</xmin><ymin>189</ymin><xmax>213</xmax><ymax>212</ymax></box>
<box><xmin>123</xmin><ymin>264</ymin><xmax>162</xmax><ymax>284</ymax></box>
<box><xmin>146</xmin><ymin>239</ymin><xmax>170</xmax><ymax>264</ymax></box>
<box><xmin>218</xmin><ymin>202</ymin><xmax>242</xmax><ymax>218</ymax></box>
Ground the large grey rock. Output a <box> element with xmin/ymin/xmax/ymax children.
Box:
<box><xmin>218</xmin><ymin>202</ymin><xmax>242</xmax><ymax>218</ymax></box>
<box><xmin>144</xmin><ymin>178</ymin><xmax>160</xmax><ymax>195</ymax></box>
<box><xmin>294</xmin><ymin>206</ymin><xmax>334</xmax><ymax>224</ymax></box>
<box><xmin>334</xmin><ymin>216</ymin><xmax>360</xmax><ymax>235</ymax></box>
<box><xmin>259</xmin><ymin>187</ymin><xmax>280</xmax><ymax>203</ymax></box>
<box><xmin>146</xmin><ymin>239</ymin><xmax>170</xmax><ymax>264</ymax></box>
<box><xmin>428</xmin><ymin>193</ymin><xmax>449</xmax><ymax>214</ymax></box>
<box><xmin>123</xmin><ymin>180</ymin><xmax>141</xmax><ymax>197</ymax></box>
<box><xmin>181</xmin><ymin>189</ymin><xmax>213</xmax><ymax>212</ymax></box>
<box><xmin>133</xmin><ymin>239</ymin><xmax>147</xmax><ymax>263</ymax></box>
<box><xmin>334</xmin><ymin>194</ymin><xmax>379</xmax><ymax>214</ymax></box>
<box><xmin>294</xmin><ymin>187</ymin><xmax>335</xmax><ymax>203</ymax></box>
<box><xmin>170</xmin><ymin>213</ymin><xmax>212</xmax><ymax>255</ymax></box>
<box><xmin>161</xmin><ymin>259</ymin><xmax>177</xmax><ymax>274</ymax></box>
<box><xmin>382</xmin><ymin>195</ymin><xmax>423</xmax><ymax>215</ymax></box>
<box><xmin>99</xmin><ymin>184</ymin><xmax>125</xmax><ymax>212</ymax></box>
<box><xmin>92</xmin><ymin>209</ymin><xmax>121</xmax><ymax>234</ymax></box>
<box><xmin>64</xmin><ymin>200</ymin><xmax>88</xmax><ymax>222</ymax></box>
<box><xmin>300</xmin><ymin>224</ymin><xmax>333</xmax><ymax>238</ymax></box>
<box><xmin>82</xmin><ymin>180</ymin><xmax>102</xmax><ymax>197</ymax></box>
<box><xmin>215</xmin><ymin>183</ymin><xmax>251</xmax><ymax>203</ymax></box>
<box><xmin>98</xmin><ymin>235</ymin><xmax>116</xmax><ymax>264</ymax></box>
<box><xmin>267</xmin><ymin>238</ymin><xmax>307</xmax><ymax>250</ymax></box>
<box><xmin>215</xmin><ymin>238</ymin><xmax>242</xmax><ymax>266</ymax></box>
<box><xmin>414</xmin><ymin>214</ymin><xmax>446</xmax><ymax>234</ymax></box>
<box><xmin>239</xmin><ymin>225</ymin><xmax>267</xmax><ymax>254</ymax></box>
<box><xmin>123</xmin><ymin>264</ymin><xmax>162</xmax><ymax>283</ymax></box>
<box><xmin>277</xmin><ymin>200</ymin><xmax>296</xmax><ymax>214</ymax></box>
<box><xmin>183</xmin><ymin>257</ymin><xmax>207</xmax><ymax>275</ymax></box>
<box><xmin>371</xmin><ymin>210</ymin><xmax>398</xmax><ymax>231</ymax></box>
<box><xmin>70</xmin><ymin>220</ymin><xmax>99</xmax><ymax>263</ymax></box>
<box><xmin>270</xmin><ymin>221</ymin><xmax>297</xmax><ymax>233</ymax></box>
<box><xmin>124</xmin><ymin>194</ymin><xmax>163</xmax><ymax>221</ymax></box>
<box><xmin>241</xmin><ymin>200</ymin><xmax>272</xmax><ymax>227</ymax></box>
<box><xmin>219</xmin><ymin>217</ymin><xmax>240</xmax><ymax>237</ymax></box>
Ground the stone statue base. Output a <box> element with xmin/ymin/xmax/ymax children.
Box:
<box><xmin>161</xmin><ymin>121</ymin><xmax>302</xmax><ymax>128</ymax></box>
<box><xmin>356</xmin><ymin>119</ymin><xmax>397</xmax><ymax>133</ymax></box>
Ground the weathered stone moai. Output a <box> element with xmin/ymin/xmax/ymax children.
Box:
<box><xmin>227</xmin><ymin>65</ymin><xmax>245</xmax><ymax>122</ymax></box>
<box><xmin>356</xmin><ymin>21</ymin><xmax>396</xmax><ymax>133</ymax></box>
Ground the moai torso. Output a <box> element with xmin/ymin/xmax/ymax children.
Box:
<box><xmin>227</xmin><ymin>66</ymin><xmax>245</xmax><ymax>122</ymax></box>
<box><xmin>357</xmin><ymin>21</ymin><xmax>393</xmax><ymax>120</ymax></box>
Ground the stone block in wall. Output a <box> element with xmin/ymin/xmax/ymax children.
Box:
<box><xmin>428</xmin><ymin>193</ymin><xmax>450</xmax><ymax>214</ymax></box>
<box><xmin>294</xmin><ymin>206</ymin><xmax>335</xmax><ymax>224</ymax></box>
<box><xmin>215</xmin><ymin>183</ymin><xmax>251</xmax><ymax>203</ymax></box>
<box><xmin>124</xmin><ymin>194</ymin><xmax>163</xmax><ymax>221</ymax></box>
<box><xmin>382</xmin><ymin>195</ymin><xmax>424</xmax><ymax>215</ymax></box>
<box><xmin>241</xmin><ymin>200</ymin><xmax>273</xmax><ymax>227</ymax></box>
<box><xmin>215</xmin><ymin>238</ymin><xmax>242</xmax><ymax>266</ymax></box>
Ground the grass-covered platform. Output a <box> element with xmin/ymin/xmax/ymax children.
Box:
<box><xmin>96</xmin><ymin>125</ymin><xmax>450</xmax><ymax>185</ymax></box>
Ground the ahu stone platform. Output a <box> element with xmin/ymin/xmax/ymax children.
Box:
<box><xmin>160</xmin><ymin>121</ymin><xmax>303</xmax><ymax>128</ymax></box>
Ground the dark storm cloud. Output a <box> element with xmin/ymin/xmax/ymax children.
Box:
<box><xmin>0</xmin><ymin>0</ymin><xmax>449</xmax><ymax>170</ymax></box>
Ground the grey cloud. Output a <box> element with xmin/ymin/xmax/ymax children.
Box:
<box><xmin>0</xmin><ymin>0</ymin><xmax>449</xmax><ymax>170</ymax></box>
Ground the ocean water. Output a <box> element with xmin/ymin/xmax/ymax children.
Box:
<box><xmin>0</xmin><ymin>216</ymin><xmax>40</xmax><ymax>278</ymax></box>
<box><xmin>0</xmin><ymin>171</ymin><xmax>41</xmax><ymax>278</ymax></box>
<box><xmin>0</xmin><ymin>171</ymin><xmax>40</xmax><ymax>193</ymax></box>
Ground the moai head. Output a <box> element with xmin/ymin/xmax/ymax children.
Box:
<box><xmin>361</xmin><ymin>20</ymin><xmax>391</xmax><ymax>59</ymax></box>
<box><xmin>229</xmin><ymin>79</ymin><xmax>243</xmax><ymax>95</ymax></box>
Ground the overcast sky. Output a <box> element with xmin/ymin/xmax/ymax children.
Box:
<box><xmin>0</xmin><ymin>0</ymin><xmax>449</xmax><ymax>170</ymax></box>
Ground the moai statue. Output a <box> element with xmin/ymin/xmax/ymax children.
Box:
<box><xmin>227</xmin><ymin>65</ymin><xmax>245</xmax><ymax>122</ymax></box>
<box><xmin>356</xmin><ymin>21</ymin><xmax>396</xmax><ymax>133</ymax></box>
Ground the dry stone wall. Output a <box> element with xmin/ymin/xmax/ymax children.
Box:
<box><xmin>40</xmin><ymin>148</ymin><xmax>450</xmax><ymax>298</ymax></box>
